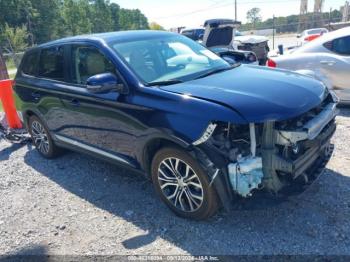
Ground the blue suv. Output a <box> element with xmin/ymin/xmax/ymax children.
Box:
<box><xmin>14</xmin><ymin>31</ymin><xmax>338</xmax><ymax>220</ymax></box>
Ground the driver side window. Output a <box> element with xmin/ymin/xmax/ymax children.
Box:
<box><xmin>71</xmin><ymin>45</ymin><xmax>115</xmax><ymax>85</ymax></box>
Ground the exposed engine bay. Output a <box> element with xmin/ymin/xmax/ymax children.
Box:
<box><xmin>196</xmin><ymin>97</ymin><xmax>338</xmax><ymax>198</ymax></box>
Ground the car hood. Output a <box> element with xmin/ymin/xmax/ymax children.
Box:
<box><xmin>160</xmin><ymin>65</ymin><xmax>327</xmax><ymax>123</ymax></box>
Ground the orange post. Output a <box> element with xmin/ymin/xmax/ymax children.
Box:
<box><xmin>0</xmin><ymin>79</ymin><xmax>22</xmax><ymax>129</ymax></box>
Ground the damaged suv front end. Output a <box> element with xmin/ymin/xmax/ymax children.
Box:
<box><xmin>190</xmin><ymin>90</ymin><xmax>337</xmax><ymax>206</ymax></box>
<box><xmin>159</xmin><ymin>64</ymin><xmax>338</xmax><ymax>208</ymax></box>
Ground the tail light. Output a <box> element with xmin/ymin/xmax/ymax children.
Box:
<box><xmin>305</xmin><ymin>34</ymin><xmax>320</xmax><ymax>42</ymax></box>
<box><xmin>266</xmin><ymin>58</ymin><xmax>276</xmax><ymax>68</ymax></box>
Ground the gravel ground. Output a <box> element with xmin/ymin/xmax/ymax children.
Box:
<box><xmin>0</xmin><ymin>109</ymin><xmax>350</xmax><ymax>257</ymax></box>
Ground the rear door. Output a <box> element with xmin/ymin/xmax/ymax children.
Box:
<box><xmin>322</xmin><ymin>36</ymin><xmax>350</xmax><ymax>101</ymax></box>
<box><xmin>14</xmin><ymin>45</ymin><xmax>70</xmax><ymax>132</ymax></box>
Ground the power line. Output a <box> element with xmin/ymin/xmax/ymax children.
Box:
<box><xmin>154</xmin><ymin>0</ymin><xmax>301</xmax><ymax>20</ymax></box>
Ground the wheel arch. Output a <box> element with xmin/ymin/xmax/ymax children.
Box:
<box><xmin>142</xmin><ymin>136</ymin><xmax>192</xmax><ymax>176</ymax></box>
<box><xmin>22</xmin><ymin>109</ymin><xmax>39</xmax><ymax>129</ymax></box>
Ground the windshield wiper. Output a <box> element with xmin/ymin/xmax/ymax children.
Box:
<box><xmin>194</xmin><ymin>65</ymin><xmax>238</xmax><ymax>80</ymax></box>
<box><xmin>148</xmin><ymin>79</ymin><xmax>183</xmax><ymax>86</ymax></box>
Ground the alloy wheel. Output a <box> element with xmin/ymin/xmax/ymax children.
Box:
<box><xmin>157</xmin><ymin>157</ymin><xmax>204</xmax><ymax>212</ymax></box>
<box><xmin>31</xmin><ymin>121</ymin><xmax>50</xmax><ymax>155</ymax></box>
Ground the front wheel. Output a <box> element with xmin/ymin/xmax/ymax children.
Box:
<box><xmin>151</xmin><ymin>147</ymin><xmax>219</xmax><ymax>220</ymax></box>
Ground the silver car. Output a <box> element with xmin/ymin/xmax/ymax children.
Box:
<box><xmin>268</xmin><ymin>27</ymin><xmax>350</xmax><ymax>103</ymax></box>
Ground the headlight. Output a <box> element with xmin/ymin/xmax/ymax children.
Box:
<box><xmin>321</xmin><ymin>81</ymin><xmax>339</xmax><ymax>104</ymax></box>
<box><xmin>329</xmin><ymin>89</ymin><xmax>340</xmax><ymax>104</ymax></box>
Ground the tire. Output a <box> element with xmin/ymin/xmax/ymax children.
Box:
<box><xmin>28</xmin><ymin>115</ymin><xmax>62</xmax><ymax>159</ymax></box>
<box><xmin>151</xmin><ymin>147</ymin><xmax>219</xmax><ymax>220</ymax></box>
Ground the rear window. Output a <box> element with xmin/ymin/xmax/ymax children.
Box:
<box><xmin>38</xmin><ymin>46</ymin><xmax>64</xmax><ymax>81</ymax></box>
<box><xmin>21</xmin><ymin>51</ymin><xmax>39</xmax><ymax>76</ymax></box>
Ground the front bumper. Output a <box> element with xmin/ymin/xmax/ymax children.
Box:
<box><xmin>261</xmin><ymin>100</ymin><xmax>337</xmax><ymax>193</ymax></box>
<box><xmin>273</xmin><ymin>119</ymin><xmax>335</xmax><ymax>180</ymax></box>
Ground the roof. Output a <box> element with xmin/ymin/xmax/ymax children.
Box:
<box><xmin>204</xmin><ymin>19</ymin><xmax>241</xmax><ymax>27</ymax></box>
<box><xmin>36</xmin><ymin>30</ymin><xmax>176</xmax><ymax>48</ymax></box>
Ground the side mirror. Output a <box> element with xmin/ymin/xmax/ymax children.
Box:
<box><xmin>198</xmin><ymin>34</ymin><xmax>204</xmax><ymax>41</ymax></box>
<box><xmin>86</xmin><ymin>73</ymin><xmax>127</xmax><ymax>94</ymax></box>
<box><xmin>296</xmin><ymin>34</ymin><xmax>301</xmax><ymax>38</ymax></box>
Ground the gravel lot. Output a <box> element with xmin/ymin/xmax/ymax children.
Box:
<box><xmin>0</xmin><ymin>109</ymin><xmax>350</xmax><ymax>257</ymax></box>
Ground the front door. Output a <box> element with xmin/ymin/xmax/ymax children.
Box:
<box><xmin>56</xmin><ymin>44</ymin><xmax>142</xmax><ymax>165</ymax></box>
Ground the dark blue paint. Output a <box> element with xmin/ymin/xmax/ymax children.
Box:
<box><xmin>15</xmin><ymin>31</ymin><xmax>327</xmax><ymax>172</ymax></box>
<box><xmin>160</xmin><ymin>65</ymin><xmax>327</xmax><ymax>122</ymax></box>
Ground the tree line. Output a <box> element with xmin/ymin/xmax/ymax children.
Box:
<box><xmin>242</xmin><ymin>8</ymin><xmax>343</xmax><ymax>33</ymax></box>
<box><xmin>0</xmin><ymin>0</ymin><xmax>150</xmax><ymax>59</ymax></box>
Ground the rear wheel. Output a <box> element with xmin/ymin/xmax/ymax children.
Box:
<box><xmin>28</xmin><ymin>116</ymin><xmax>62</xmax><ymax>159</ymax></box>
<box><xmin>151</xmin><ymin>147</ymin><xmax>219</xmax><ymax>220</ymax></box>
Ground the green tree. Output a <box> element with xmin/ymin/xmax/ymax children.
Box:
<box><xmin>62</xmin><ymin>0</ymin><xmax>92</xmax><ymax>36</ymax></box>
<box><xmin>149</xmin><ymin>22</ymin><xmax>164</xmax><ymax>30</ymax></box>
<box><xmin>119</xmin><ymin>8</ymin><xmax>149</xmax><ymax>30</ymax></box>
<box><xmin>3</xmin><ymin>24</ymin><xmax>28</xmax><ymax>66</ymax></box>
<box><xmin>29</xmin><ymin>0</ymin><xmax>63</xmax><ymax>43</ymax></box>
<box><xmin>0</xmin><ymin>0</ymin><xmax>150</xmax><ymax>46</ymax></box>
<box><xmin>110</xmin><ymin>3</ymin><xmax>121</xmax><ymax>31</ymax></box>
<box><xmin>246</xmin><ymin>7</ymin><xmax>262</xmax><ymax>29</ymax></box>
<box><xmin>90</xmin><ymin>0</ymin><xmax>113</xmax><ymax>33</ymax></box>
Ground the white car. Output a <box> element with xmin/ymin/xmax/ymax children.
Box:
<box><xmin>267</xmin><ymin>27</ymin><xmax>350</xmax><ymax>103</ymax></box>
<box><xmin>297</xmin><ymin>28</ymin><xmax>328</xmax><ymax>45</ymax></box>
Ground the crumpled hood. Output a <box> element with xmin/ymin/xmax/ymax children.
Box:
<box><xmin>160</xmin><ymin>65</ymin><xmax>327</xmax><ymax>123</ymax></box>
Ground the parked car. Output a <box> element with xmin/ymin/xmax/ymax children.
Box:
<box><xmin>267</xmin><ymin>27</ymin><xmax>350</xmax><ymax>104</ymax></box>
<box><xmin>297</xmin><ymin>28</ymin><xmax>328</xmax><ymax>45</ymax></box>
<box><xmin>181</xmin><ymin>22</ymin><xmax>257</xmax><ymax>65</ymax></box>
<box><xmin>14</xmin><ymin>31</ymin><xmax>337</xmax><ymax>220</ymax></box>
<box><xmin>202</xmin><ymin>19</ymin><xmax>269</xmax><ymax>65</ymax></box>
<box><xmin>234</xmin><ymin>34</ymin><xmax>270</xmax><ymax>65</ymax></box>
<box><xmin>181</xmin><ymin>28</ymin><xmax>205</xmax><ymax>42</ymax></box>
<box><xmin>201</xmin><ymin>19</ymin><xmax>259</xmax><ymax>65</ymax></box>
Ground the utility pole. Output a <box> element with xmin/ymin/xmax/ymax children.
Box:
<box><xmin>342</xmin><ymin>1</ymin><xmax>350</xmax><ymax>22</ymax></box>
<box><xmin>235</xmin><ymin>0</ymin><xmax>237</xmax><ymax>21</ymax></box>
<box><xmin>298</xmin><ymin>0</ymin><xmax>308</xmax><ymax>32</ymax></box>
<box><xmin>272</xmin><ymin>15</ymin><xmax>275</xmax><ymax>49</ymax></box>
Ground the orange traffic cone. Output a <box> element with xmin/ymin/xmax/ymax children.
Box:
<box><xmin>0</xmin><ymin>79</ymin><xmax>22</xmax><ymax>129</ymax></box>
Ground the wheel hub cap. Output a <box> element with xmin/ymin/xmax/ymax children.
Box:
<box><xmin>31</xmin><ymin>121</ymin><xmax>50</xmax><ymax>155</ymax></box>
<box><xmin>158</xmin><ymin>157</ymin><xmax>204</xmax><ymax>212</ymax></box>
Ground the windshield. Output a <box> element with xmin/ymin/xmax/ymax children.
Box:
<box><xmin>109</xmin><ymin>34</ymin><xmax>230</xmax><ymax>85</ymax></box>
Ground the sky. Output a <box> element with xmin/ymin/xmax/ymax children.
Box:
<box><xmin>112</xmin><ymin>0</ymin><xmax>347</xmax><ymax>29</ymax></box>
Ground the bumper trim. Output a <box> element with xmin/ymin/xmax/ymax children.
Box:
<box><xmin>276</xmin><ymin>103</ymin><xmax>338</xmax><ymax>145</ymax></box>
<box><xmin>274</xmin><ymin>121</ymin><xmax>336</xmax><ymax>179</ymax></box>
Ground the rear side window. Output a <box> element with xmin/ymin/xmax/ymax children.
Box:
<box><xmin>38</xmin><ymin>46</ymin><xmax>64</xmax><ymax>81</ymax></box>
<box><xmin>324</xmin><ymin>36</ymin><xmax>350</xmax><ymax>56</ymax></box>
<box><xmin>21</xmin><ymin>51</ymin><xmax>39</xmax><ymax>76</ymax></box>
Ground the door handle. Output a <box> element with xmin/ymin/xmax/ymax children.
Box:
<box><xmin>69</xmin><ymin>98</ymin><xmax>80</xmax><ymax>107</ymax></box>
<box><xmin>31</xmin><ymin>92</ymin><xmax>41</xmax><ymax>100</ymax></box>
<box><xmin>320</xmin><ymin>60</ymin><xmax>336</xmax><ymax>66</ymax></box>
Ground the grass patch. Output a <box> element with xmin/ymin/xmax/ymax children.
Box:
<box><xmin>9</xmin><ymin>72</ymin><xmax>16</xmax><ymax>79</ymax></box>
<box><xmin>5</xmin><ymin>57</ymin><xmax>16</xmax><ymax>71</ymax></box>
